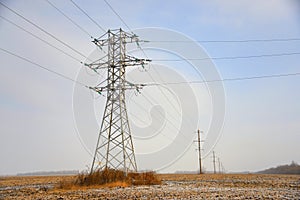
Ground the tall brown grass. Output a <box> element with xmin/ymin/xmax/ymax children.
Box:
<box><xmin>128</xmin><ymin>171</ymin><xmax>161</xmax><ymax>185</ymax></box>
<box><xmin>57</xmin><ymin>168</ymin><xmax>161</xmax><ymax>189</ymax></box>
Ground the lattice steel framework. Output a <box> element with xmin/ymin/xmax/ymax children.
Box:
<box><xmin>85</xmin><ymin>29</ymin><xmax>150</xmax><ymax>173</ymax></box>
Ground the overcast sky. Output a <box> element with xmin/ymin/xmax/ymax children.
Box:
<box><xmin>0</xmin><ymin>0</ymin><xmax>300</xmax><ymax>175</ymax></box>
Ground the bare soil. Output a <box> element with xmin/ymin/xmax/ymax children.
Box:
<box><xmin>0</xmin><ymin>174</ymin><xmax>299</xmax><ymax>199</ymax></box>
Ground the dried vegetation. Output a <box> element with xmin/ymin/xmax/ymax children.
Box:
<box><xmin>56</xmin><ymin>168</ymin><xmax>161</xmax><ymax>189</ymax></box>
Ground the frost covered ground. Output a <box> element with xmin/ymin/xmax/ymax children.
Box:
<box><xmin>0</xmin><ymin>174</ymin><xmax>299</xmax><ymax>199</ymax></box>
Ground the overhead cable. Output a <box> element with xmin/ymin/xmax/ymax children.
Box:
<box><xmin>70</xmin><ymin>0</ymin><xmax>106</xmax><ymax>32</ymax></box>
<box><xmin>0</xmin><ymin>15</ymin><xmax>83</xmax><ymax>63</ymax></box>
<box><xmin>0</xmin><ymin>47</ymin><xmax>87</xmax><ymax>87</ymax></box>
<box><xmin>45</xmin><ymin>0</ymin><xmax>94</xmax><ymax>38</ymax></box>
<box><xmin>0</xmin><ymin>1</ymin><xmax>88</xmax><ymax>59</ymax></box>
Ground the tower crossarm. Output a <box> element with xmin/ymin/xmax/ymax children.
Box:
<box><xmin>89</xmin><ymin>82</ymin><xmax>145</xmax><ymax>95</ymax></box>
<box><xmin>123</xmin><ymin>55</ymin><xmax>151</xmax><ymax>67</ymax></box>
<box><xmin>84</xmin><ymin>55</ymin><xmax>151</xmax><ymax>72</ymax></box>
<box><xmin>92</xmin><ymin>29</ymin><xmax>142</xmax><ymax>49</ymax></box>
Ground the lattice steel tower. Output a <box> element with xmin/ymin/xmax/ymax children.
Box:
<box><xmin>85</xmin><ymin>29</ymin><xmax>150</xmax><ymax>173</ymax></box>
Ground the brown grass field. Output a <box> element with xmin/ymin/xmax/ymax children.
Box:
<box><xmin>0</xmin><ymin>174</ymin><xmax>299</xmax><ymax>199</ymax></box>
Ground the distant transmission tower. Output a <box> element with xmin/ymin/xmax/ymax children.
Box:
<box><xmin>213</xmin><ymin>151</ymin><xmax>216</xmax><ymax>174</ymax></box>
<box><xmin>196</xmin><ymin>129</ymin><xmax>203</xmax><ymax>174</ymax></box>
<box><xmin>85</xmin><ymin>29</ymin><xmax>150</xmax><ymax>173</ymax></box>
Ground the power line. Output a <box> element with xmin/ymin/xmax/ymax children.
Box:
<box><xmin>129</xmin><ymin>94</ymin><xmax>182</xmax><ymax>143</ymax></box>
<box><xmin>151</xmin><ymin>52</ymin><xmax>300</xmax><ymax>62</ymax></box>
<box><xmin>0</xmin><ymin>15</ymin><xmax>82</xmax><ymax>63</ymax></box>
<box><xmin>135</xmin><ymin>86</ymin><xmax>198</xmax><ymax>146</ymax></box>
<box><xmin>100</xmin><ymin>0</ymin><xmax>151</xmax><ymax>64</ymax></box>
<box><xmin>44</xmin><ymin>0</ymin><xmax>94</xmax><ymax>38</ymax></box>
<box><xmin>130</xmin><ymin>91</ymin><xmax>196</xmax><ymax>149</ymax></box>
<box><xmin>146</xmin><ymin>51</ymin><xmax>300</xmax><ymax>131</ymax></box>
<box><xmin>63</xmin><ymin>0</ymin><xmax>300</xmax><ymax>47</ymax></box>
<box><xmin>145</xmin><ymin>72</ymin><xmax>300</xmax><ymax>86</ymax></box>
<box><xmin>0</xmin><ymin>1</ymin><xmax>88</xmax><ymax>59</ymax></box>
<box><xmin>145</xmin><ymin>38</ymin><xmax>300</xmax><ymax>43</ymax></box>
<box><xmin>101</xmin><ymin>0</ymin><xmax>179</xmax><ymax>122</ymax></box>
<box><xmin>96</xmin><ymin>1</ymin><xmax>300</xmax><ymax>137</ymax></box>
<box><xmin>0</xmin><ymin>47</ymin><xmax>87</xmax><ymax>87</ymax></box>
<box><xmin>102</xmin><ymin>0</ymin><xmax>202</xmax><ymax>133</ymax></box>
<box><xmin>101</xmin><ymin>0</ymin><xmax>185</xmax><ymax>123</ymax></box>
<box><xmin>80</xmin><ymin>2</ymin><xmax>193</xmax><ymax>162</ymax></box>
<box><xmin>102</xmin><ymin>0</ymin><xmax>131</xmax><ymax>32</ymax></box>
<box><xmin>69</xmin><ymin>0</ymin><xmax>106</xmax><ymax>33</ymax></box>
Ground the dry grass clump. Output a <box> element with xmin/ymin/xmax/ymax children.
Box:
<box><xmin>56</xmin><ymin>168</ymin><xmax>161</xmax><ymax>189</ymax></box>
<box><xmin>128</xmin><ymin>171</ymin><xmax>161</xmax><ymax>185</ymax></box>
<box><xmin>75</xmin><ymin>168</ymin><xmax>126</xmax><ymax>186</ymax></box>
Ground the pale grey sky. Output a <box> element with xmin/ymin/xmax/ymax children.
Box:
<box><xmin>0</xmin><ymin>0</ymin><xmax>299</xmax><ymax>175</ymax></box>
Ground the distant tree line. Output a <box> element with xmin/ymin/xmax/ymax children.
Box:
<box><xmin>257</xmin><ymin>161</ymin><xmax>300</xmax><ymax>175</ymax></box>
<box><xmin>17</xmin><ymin>170</ymin><xmax>79</xmax><ymax>176</ymax></box>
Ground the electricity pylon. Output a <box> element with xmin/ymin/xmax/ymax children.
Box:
<box><xmin>85</xmin><ymin>29</ymin><xmax>150</xmax><ymax>173</ymax></box>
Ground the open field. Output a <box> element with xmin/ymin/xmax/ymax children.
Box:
<box><xmin>0</xmin><ymin>174</ymin><xmax>299</xmax><ymax>199</ymax></box>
